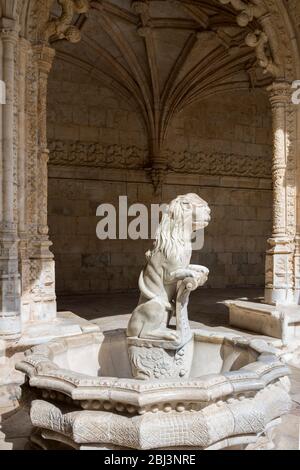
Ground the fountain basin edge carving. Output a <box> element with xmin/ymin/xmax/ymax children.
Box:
<box><xmin>16</xmin><ymin>328</ymin><xmax>291</xmax><ymax>449</ymax></box>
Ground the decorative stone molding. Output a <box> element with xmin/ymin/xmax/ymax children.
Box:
<box><xmin>218</xmin><ymin>0</ymin><xmax>281</xmax><ymax>77</ymax></box>
<box><xmin>245</xmin><ymin>29</ymin><xmax>280</xmax><ymax>77</ymax></box>
<box><xmin>150</xmin><ymin>160</ymin><xmax>167</xmax><ymax>196</ymax></box>
<box><xmin>167</xmin><ymin>149</ymin><xmax>271</xmax><ymax>179</ymax></box>
<box><xmin>150</xmin><ymin>165</ymin><xmax>167</xmax><ymax>194</ymax></box>
<box><xmin>48</xmin><ymin>139</ymin><xmax>271</xmax><ymax>179</ymax></box>
<box><xmin>43</xmin><ymin>0</ymin><xmax>90</xmax><ymax>43</ymax></box>
<box><xmin>48</xmin><ymin>140</ymin><xmax>148</xmax><ymax>169</ymax></box>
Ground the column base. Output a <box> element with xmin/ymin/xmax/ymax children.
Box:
<box><xmin>21</xmin><ymin>298</ymin><xmax>57</xmax><ymax>324</ymax></box>
<box><xmin>0</xmin><ymin>316</ymin><xmax>22</xmax><ymax>340</ymax></box>
<box><xmin>21</xmin><ymin>246</ymin><xmax>57</xmax><ymax>324</ymax></box>
<box><xmin>0</xmin><ymin>268</ymin><xmax>22</xmax><ymax>339</ymax></box>
<box><xmin>264</xmin><ymin>236</ymin><xmax>294</xmax><ymax>306</ymax></box>
<box><xmin>264</xmin><ymin>287</ymin><xmax>296</xmax><ymax>306</ymax></box>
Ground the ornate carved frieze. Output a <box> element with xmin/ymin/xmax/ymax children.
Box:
<box><xmin>48</xmin><ymin>139</ymin><xmax>271</xmax><ymax>179</ymax></box>
<box><xmin>49</xmin><ymin>140</ymin><xmax>148</xmax><ymax>169</ymax></box>
<box><xmin>166</xmin><ymin>149</ymin><xmax>271</xmax><ymax>178</ymax></box>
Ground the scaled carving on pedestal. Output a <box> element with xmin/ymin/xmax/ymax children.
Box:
<box><xmin>127</xmin><ymin>193</ymin><xmax>210</xmax><ymax>379</ymax></box>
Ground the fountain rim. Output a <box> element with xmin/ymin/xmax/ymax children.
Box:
<box><xmin>16</xmin><ymin>328</ymin><xmax>290</xmax><ymax>414</ymax></box>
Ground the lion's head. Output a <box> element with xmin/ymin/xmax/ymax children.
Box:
<box><xmin>150</xmin><ymin>193</ymin><xmax>211</xmax><ymax>261</ymax></box>
<box><xmin>168</xmin><ymin>193</ymin><xmax>211</xmax><ymax>231</ymax></box>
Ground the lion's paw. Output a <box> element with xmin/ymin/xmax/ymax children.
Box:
<box><xmin>163</xmin><ymin>330</ymin><xmax>179</xmax><ymax>341</ymax></box>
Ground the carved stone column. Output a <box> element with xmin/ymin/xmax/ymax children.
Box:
<box><xmin>293</xmin><ymin>103</ymin><xmax>300</xmax><ymax>304</ymax></box>
<box><xmin>18</xmin><ymin>38</ymin><xmax>31</xmax><ymax>322</ymax></box>
<box><xmin>264</xmin><ymin>82</ymin><xmax>294</xmax><ymax>305</ymax></box>
<box><xmin>27</xmin><ymin>44</ymin><xmax>57</xmax><ymax>322</ymax></box>
<box><xmin>0</xmin><ymin>18</ymin><xmax>21</xmax><ymax>339</ymax></box>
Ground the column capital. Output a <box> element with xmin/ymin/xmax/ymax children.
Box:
<box><xmin>19</xmin><ymin>37</ymin><xmax>30</xmax><ymax>54</ymax></box>
<box><xmin>33</xmin><ymin>44</ymin><xmax>56</xmax><ymax>75</ymax></box>
<box><xmin>0</xmin><ymin>17</ymin><xmax>20</xmax><ymax>43</ymax></box>
<box><xmin>267</xmin><ymin>81</ymin><xmax>292</xmax><ymax>106</ymax></box>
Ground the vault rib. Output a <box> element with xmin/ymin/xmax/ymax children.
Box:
<box><xmin>92</xmin><ymin>6</ymin><xmax>155</xmax><ymax>142</ymax></box>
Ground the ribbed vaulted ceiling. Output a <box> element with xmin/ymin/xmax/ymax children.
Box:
<box><xmin>50</xmin><ymin>0</ymin><xmax>271</xmax><ymax>155</ymax></box>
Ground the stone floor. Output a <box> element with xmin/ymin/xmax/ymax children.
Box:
<box><xmin>1</xmin><ymin>288</ymin><xmax>300</xmax><ymax>450</ymax></box>
<box><xmin>57</xmin><ymin>287</ymin><xmax>264</xmax><ymax>327</ymax></box>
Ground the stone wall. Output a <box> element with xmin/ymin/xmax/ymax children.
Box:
<box><xmin>48</xmin><ymin>168</ymin><xmax>272</xmax><ymax>294</ymax></box>
<box><xmin>47</xmin><ymin>60</ymin><xmax>147</xmax><ymax>148</ymax></box>
<box><xmin>166</xmin><ymin>92</ymin><xmax>271</xmax><ymax>163</ymax></box>
<box><xmin>47</xmin><ymin>59</ymin><xmax>273</xmax><ymax>294</ymax></box>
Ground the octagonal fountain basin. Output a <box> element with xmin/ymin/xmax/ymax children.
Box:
<box><xmin>17</xmin><ymin>328</ymin><xmax>291</xmax><ymax>450</ymax></box>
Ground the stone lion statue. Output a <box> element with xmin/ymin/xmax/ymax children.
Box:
<box><xmin>127</xmin><ymin>193</ymin><xmax>211</xmax><ymax>342</ymax></box>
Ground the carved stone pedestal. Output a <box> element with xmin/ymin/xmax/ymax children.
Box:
<box><xmin>127</xmin><ymin>337</ymin><xmax>193</xmax><ymax>380</ymax></box>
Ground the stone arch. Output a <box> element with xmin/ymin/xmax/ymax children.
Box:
<box><xmin>1</xmin><ymin>0</ymin><xmax>300</xmax><ymax>341</ymax></box>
